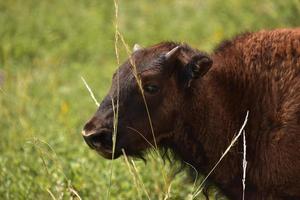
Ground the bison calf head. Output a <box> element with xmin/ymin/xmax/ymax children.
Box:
<box><xmin>82</xmin><ymin>42</ymin><xmax>212</xmax><ymax>159</ymax></box>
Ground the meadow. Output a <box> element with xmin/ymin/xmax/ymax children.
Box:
<box><xmin>0</xmin><ymin>0</ymin><xmax>299</xmax><ymax>199</ymax></box>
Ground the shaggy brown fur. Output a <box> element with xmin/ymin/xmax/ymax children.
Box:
<box><xmin>82</xmin><ymin>28</ymin><xmax>300</xmax><ymax>199</ymax></box>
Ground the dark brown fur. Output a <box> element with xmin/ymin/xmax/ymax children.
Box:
<box><xmin>82</xmin><ymin>28</ymin><xmax>300</xmax><ymax>199</ymax></box>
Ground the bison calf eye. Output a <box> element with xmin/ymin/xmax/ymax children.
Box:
<box><xmin>143</xmin><ymin>84</ymin><xmax>160</xmax><ymax>94</ymax></box>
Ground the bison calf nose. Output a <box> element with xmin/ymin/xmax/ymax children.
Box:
<box><xmin>82</xmin><ymin>129</ymin><xmax>113</xmax><ymax>151</ymax></box>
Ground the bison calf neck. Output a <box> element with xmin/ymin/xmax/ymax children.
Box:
<box><xmin>82</xmin><ymin>28</ymin><xmax>300</xmax><ymax>200</ymax></box>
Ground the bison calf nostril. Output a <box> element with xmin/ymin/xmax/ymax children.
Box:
<box><xmin>89</xmin><ymin>135</ymin><xmax>103</xmax><ymax>149</ymax></box>
<box><xmin>83</xmin><ymin>121</ymin><xmax>96</xmax><ymax>132</ymax></box>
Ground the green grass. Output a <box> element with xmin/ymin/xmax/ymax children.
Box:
<box><xmin>0</xmin><ymin>0</ymin><xmax>299</xmax><ymax>199</ymax></box>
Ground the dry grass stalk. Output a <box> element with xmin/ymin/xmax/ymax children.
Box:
<box><xmin>80</xmin><ymin>76</ymin><xmax>99</xmax><ymax>107</ymax></box>
<box><xmin>122</xmin><ymin>149</ymin><xmax>148</xmax><ymax>199</ymax></box>
<box><xmin>111</xmin><ymin>0</ymin><xmax>170</xmax><ymax>191</ymax></box>
<box><xmin>192</xmin><ymin>111</ymin><xmax>249</xmax><ymax>199</ymax></box>
<box><xmin>32</xmin><ymin>138</ymin><xmax>82</xmax><ymax>199</ymax></box>
<box><xmin>242</xmin><ymin>130</ymin><xmax>247</xmax><ymax>200</ymax></box>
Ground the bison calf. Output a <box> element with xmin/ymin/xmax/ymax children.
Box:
<box><xmin>82</xmin><ymin>28</ymin><xmax>300</xmax><ymax>199</ymax></box>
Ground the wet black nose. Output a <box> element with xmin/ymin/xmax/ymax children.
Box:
<box><xmin>82</xmin><ymin>129</ymin><xmax>113</xmax><ymax>150</ymax></box>
<box><xmin>82</xmin><ymin>116</ymin><xmax>114</xmax><ymax>150</ymax></box>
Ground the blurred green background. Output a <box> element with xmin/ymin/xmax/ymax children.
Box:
<box><xmin>0</xmin><ymin>0</ymin><xmax>299</xmax><ymax>199</ymax></box>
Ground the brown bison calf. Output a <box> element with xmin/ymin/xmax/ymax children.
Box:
<box><xmin>82</xmin><ymin>28</ymin><xmax>300</xmax><ymax>199</ymax></box>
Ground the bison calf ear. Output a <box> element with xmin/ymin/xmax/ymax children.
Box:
<box><xmin>183</xmin><ymin>55</ymin><xmax>213</xmax><ymax>87</ymax></box>
<box><xmin>187</xmin><ymin>55</ymin><xmax>212</xmax><ymax>78</ymax></box>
